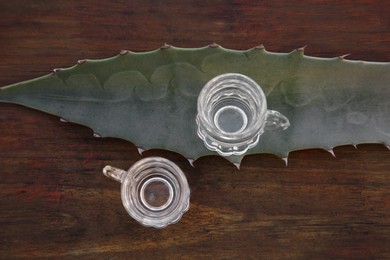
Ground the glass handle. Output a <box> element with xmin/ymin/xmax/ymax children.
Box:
<box><xmin>264</xmin><ymin>110</ymin><xmax>290</xmax><ymax>131</ymax></box>
<box><xmin>103</xmin><ymin>165</ymin><xmax>126</xmax><ymax>183</ymax></box>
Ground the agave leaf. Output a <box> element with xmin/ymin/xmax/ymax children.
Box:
<box><xmin>0</xmin><ymin>46</ymin><xmax>389</xmax><ymax>164</ymax></box>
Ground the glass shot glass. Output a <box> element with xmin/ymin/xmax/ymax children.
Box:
<box><xmin>103</xmin><ymin>157</ymin><xmax>190</xmax><ymax>228</ymax></box>
<box><xmin>196</xmin><ymin>73</ymin><xmax>290</xmax><ymax>156</ymax></box>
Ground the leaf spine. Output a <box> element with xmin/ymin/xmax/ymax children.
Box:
<box><xmin>282</xmin><ymin>157</ymin><xmax>288</xmax><ymax>166</ymax></box>
<box><xmin>339</xmin><ymin>54</ymin><xmax>351</xmax><ymax>59</ymax></box>
<box><xmin>209</xmin><ymin>43</ymin><xmax>220</xmax><ymax>48</ymax></box>
<box><xmin>93</xmin><ymin>133</ymin><xmax>101</xmax><ymax>138</ymax></box>
<box><xmin>119</xmin><ymin>50</ymin><xmax>129</xmax><ymax>55</ymax></box>
<box><xmin>254</xmin><ymin>44</ymin><xmax>265</xmax><ymax>50</ymax></box>
<box><xmin>233</xmin><ymin>162</ymin><xmax>241</xmax><ymax>170</ymax></box>
<box><xmin>297</xmin><ymin>45</ymin><xmax>307</xmax><ymax>52</ymax></box>
<box><xmin>160</xmin><ymin>43</ymin><xmax>171</xmax><ymax>49</ymax></box>
<box><xmin>327</xmin><ymin>149</ymin><xmax>336</xmax><ymax>157</ymax></box>
<box><xmin>187</xmin><ymin>159</ymin><xmax>194</xmax><ymax>167</ymax></box>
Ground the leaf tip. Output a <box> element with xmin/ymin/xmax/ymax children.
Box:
<box><xmin>386</xmin><ymin>145</ymin><xmax>390</xmax><ymax>151</ymax></box>
<box><xmin>137</xmin><ymin>147</ymin><xmax>145</xmax><ymax>155</ymax></box>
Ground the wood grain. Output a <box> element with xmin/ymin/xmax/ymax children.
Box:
<box><xmin>0</xmin><ymin>0</ymin><xmax>389</xmax><ymax>258</ymax></box>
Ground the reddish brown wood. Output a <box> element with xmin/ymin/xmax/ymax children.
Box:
<box><xmin>0</xmin><ymin>0</ymin><xmax>389</xmax><ymax>258</ymax></box>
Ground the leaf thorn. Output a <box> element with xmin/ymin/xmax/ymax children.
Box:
<box><xmin>77</xmin><ymin>59</ymin><xmax>86</xmax><ymax>65</ymax></box>
<box><xmin>254</xmin><ymin>44</ymin><xmax>265</xmax><ymax>50</ymax></box>
<box><xmin>93</xmin><ymin>133</ymin><xmax>102</xmax><ymax>138</ymax></box>
<box><xmin>282</xmin><ymin>157</ymin><xmax>288</xmax><ymax>166</ymax></box>
<box><xmin>327</xmin><ymin>149</ymin><xmax>336</xmax><ymax>157</ymax></box>
<box><xmin>386</xmin><ymin>145</ymin><xmax>390</xmax><ymax>151</ymax></box>
<box><xmin>160</xmin><ymin>43</ymin><xmax>171</xmax><ymax>49</ymax></box>
<box><xmin>233</xmin><ymin>162</ymin><xmax>241</xmax><ymax>170</ymax></box>
<box><xmin>209</xmin><ymin>42</ymin><xmax>220</xmax><ymax>48</ymax></box>
<box><xmin>187</xmin><ymin>159</ymin><xmax>195</xmax><ymax>167</ymax></box>
<box><xmin>297</xmin><ymin>45</ymin><xmax>307</xmax><ymax>52</ymax></box>
<box><xmin>339</xmin><ymin>54</ymin><xmax>351</xmax><ymax>59</ymax></box>
<box><xmin>137</xmin><ymin>147</ymin><xmax>145</xmax><ymax>155</ymax></box>
<box><xmin>119</xmin><ymin>50</ymin><xmax>129</xmax><ymax>55</ymax></box>
<box><xmin>59</xmin><ymin>118</ymin><xmax>68</xmax><ymax>123</ymax></box>
<box><xmin>52</xmin><ymin>68</ymin><xmax>61</xmax><ymax>74</ymax></box>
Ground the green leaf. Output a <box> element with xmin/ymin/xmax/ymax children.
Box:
<box><xmin>1</xmin><ymin>46</ymin><xmax>389</xmax><ymax>164</ymax></box>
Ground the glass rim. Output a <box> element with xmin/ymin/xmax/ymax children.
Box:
<box><xmin>197</xmin><ymin>73</ymin><xmax>268</xmax><ymax>140</ymax></box>
<box><xmin>121</xmin><ymin>157</ymin><xmax>190</xmax><ymax>228</ymax></box>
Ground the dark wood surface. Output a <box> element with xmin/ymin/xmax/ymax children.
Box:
<box><xmin>0</xmin><ymin>1</ymin><xmax>389</xmax><ymax>259</ymax></box>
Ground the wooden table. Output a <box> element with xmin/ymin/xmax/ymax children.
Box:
<box><xmin>0</xmin><ymin>1</ymin><xmax>389</xmax><ymax>258</ymax></box>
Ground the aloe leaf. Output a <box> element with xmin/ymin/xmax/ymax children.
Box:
<box><xmin>0</xmin><ymin>46</ymin><xmax>389</xmax><ymax>164</ymax></box>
